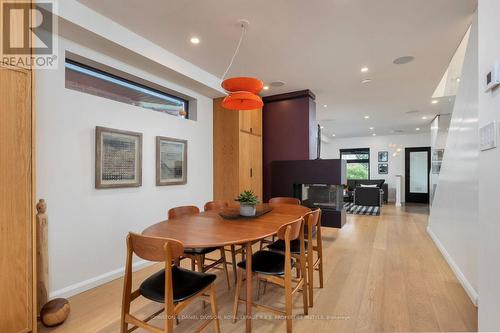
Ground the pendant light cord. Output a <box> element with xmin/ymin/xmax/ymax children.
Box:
<box><xmin>221</xmin><ymin>23</ymin><xmax>246</xmax><ymax>80</ymax></box>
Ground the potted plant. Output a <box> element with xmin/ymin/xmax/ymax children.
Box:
<box><xmin>235</xmin><ymin>190</ymin><xmax>260</xmax><ymax>217</ymax></box>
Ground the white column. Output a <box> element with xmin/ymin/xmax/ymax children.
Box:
<box><xmin>395</xmin><ymin>175</ymin><xmax>403</xmax><ymax>207</ymax></box>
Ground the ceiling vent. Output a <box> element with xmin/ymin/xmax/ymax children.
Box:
<box><xmin>393</xmin><ymin>56</ymin><xmax>415</xmax><ymax>65</ymax></box>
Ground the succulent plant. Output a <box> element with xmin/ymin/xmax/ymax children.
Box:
<box><xmin>235</xmin><ymin>190</ymin><xmax>260</xmax><ymax>205</ymax></box>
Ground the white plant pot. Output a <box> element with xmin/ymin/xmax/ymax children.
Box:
<box><xmin>240</xmin><ymin>204</ymin><xmax>256</xmax><ymax>217</ymax></box>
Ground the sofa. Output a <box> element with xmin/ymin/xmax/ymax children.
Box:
<box><xmin>345</xmin><ymin>179</ymin><xmax>387</xmax><ymax>206</ymax></box>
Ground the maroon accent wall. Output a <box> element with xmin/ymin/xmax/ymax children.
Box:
<box><xmin>262</xmin><ymin>90</ymin><xmax>317</xmax><ymax>201</ymax></box>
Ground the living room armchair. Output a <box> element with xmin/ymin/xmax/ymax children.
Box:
<box><xmin>346</xmin><ymin>179</ymin><xmax>386</xmax><ymax>207</ymax></box>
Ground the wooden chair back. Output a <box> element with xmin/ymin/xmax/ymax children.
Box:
<box><xmin>277</xmin><ymin>217</ymin><xmax>303</xmax><ymax>241</ymax></box>
<box><xmin>128</xmin><ymin>233</ymin><xmax>184</xmax><ymax>262</ymax></box>
<box><xmin>304</xmin><ymin>209</ymin><xmax>321</xmax><ymax>228</ymax></box>
<box><xmin>168</xmin><ymin>205</ymin><xmax>200</xmax><ymax>219</ymax></box>
<box><xmin>204</xmin><ymin>200</ymin><xmax>228</xmax><ymax>211</ymax></box>
<box><xmin>269</xmin><ymin>197</ymin><xmax>301</xmax><ymax>205</ymax></box>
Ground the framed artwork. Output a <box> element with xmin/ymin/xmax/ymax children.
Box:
<box><xmin>378</xmin><ymin>163</ymin><xmax>388</xmax><ymax>174</ymax></box>
<box><xmin>378</xmin><ymin>151</ymin><xmax>389</xmax><ymax>162</ymax></box>
<box><xmin>95</xmin><ymin>126</ymin><xmax>142</xmax><ymax>188</ymax></box>
<box><xmin>156</xmin><ymin>136</ymin><xmax>187</xmax><ymax>186</ymax></box>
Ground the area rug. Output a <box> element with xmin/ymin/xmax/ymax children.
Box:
<box><xmin>344</xmin><ymin>202</ymin><xmax>380</xmax><ymax>216</ymax></box>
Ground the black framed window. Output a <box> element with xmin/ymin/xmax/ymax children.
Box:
<box><xmin>65</xmin><ymin>58</ymin><xmax>189</xmax><ymax>118</ymax></box>
<box><xmin>340</xmin><ymin>148</ymin><xmax>370</xmax><ymax>180</ymax></box>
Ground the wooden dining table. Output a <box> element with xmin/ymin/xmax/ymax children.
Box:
<box><xmin>142</xmin><ymin>203</ymin><xmax>310</xmax><ymax>333</ymax></box>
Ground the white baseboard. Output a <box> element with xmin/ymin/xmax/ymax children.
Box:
<box><xmin>426</xmin><ymin>226</ymin><xmax>478</xmax><ymax>306</ymax></box>
<box><xmin>49</xmin><ymin>260</ymin><xmax>155</xmax><ymax>299</ymax></box>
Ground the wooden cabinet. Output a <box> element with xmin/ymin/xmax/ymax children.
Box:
<box><xmin>239</xmin><ymin>108</ymin><xmax>262</xmax><ymax>135</ymax></box>
<box><xmin>213</xmin><ymin>98</ymin><xmax>263</xmax><ymax>202</ymax></box>
<box><xmin>0</xmin><ymin>64</ymin><xmax>36</xmax><ymax>333</ymax></box>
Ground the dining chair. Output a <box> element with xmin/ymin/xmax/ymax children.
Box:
<box><xmin>203</xmin><ymin>200</ymin><xmax>228</xmax><ymax>211</ymax></box>
<box><xmin>260</xmin><ymin>197</ymin><xmax>301</xmax><ymax>250</ymax></box>
<box><xmin>203</xmin><ymin>201</ymin><xmax>245</xmax><ymax>285</ymax></box>
<box><xmin>168</xmin><ymin>206</ymin><xmax>231</xmax><ymax>290</ymax></box>
<box><xmin>268</xmin><ymin>209</ymin><xmax>323</xmax><ymax>307</ymax></box>
<box><xmin>269</xmin><ymin>197</ymin><xmax>301</xmax><ymax>205</ymax></box>
<box><xmin>121</xmin><ymin>233</ymin><xmax>220</xmax><ymax>333</ymax></box>
<box><xmin>232</xmin><ymin>217</ymin><xmax>308</xmax><ymax>332</ymax></box>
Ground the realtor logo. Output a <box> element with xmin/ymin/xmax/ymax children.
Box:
<box><xmin>1</xmin><ymin>0</ymin><xmax>57</xmax><ymax>68</ymax></box>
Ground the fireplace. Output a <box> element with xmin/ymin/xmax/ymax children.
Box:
<box><xmin>294</xmin><ymin>184</ymin><xmax>343</xmax><ymax>211</ymax></box>
<box><xmin>270</xmin><ymin>159</ymin><xmax>346</xmax><ymax>228</ymax></box>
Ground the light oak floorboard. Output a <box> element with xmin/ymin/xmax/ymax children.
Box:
<box><xmin>38</xmin><ymin>204</ymin><xmax>477</xmax><ymax>332</ymax></box>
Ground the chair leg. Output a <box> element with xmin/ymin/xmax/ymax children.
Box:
<box><xmin>300</xmin><ymin>257</ymin><xmax>308</xmax><ymax>315</ymax></box>
<box><xmin>232</xmin><ymin>268</ymin><xmax>243</xmax><ymax>323</ymax></box>
<box><xmin>285</xmin><ymin>274</ymin><xmax>293</xmax><ymax>333</ymax></box>
<box><xmin>308</xmin><ymin>252</ymin><xmax>314</xmax><ymax>307</ymax></box>
<box><xmin>191</xmin><ymin>257</ymin><xmax>195</xmax><ymax>271</ymax></box>
<box><xmin>196</xmin><ymin>255</ymin><xmax>206</xmax><ymax>309</ymax></box>
<box><xmin>318</xmin><ymin>251</ymin><xmax>324</xmax><ymax>289</ymax></box>
<box><xmin>230</xmin><ymin>245</ymin><xmax>237</xmax><ymax>284</ymax></box>
<box><xmin>220</xmin><ymin>247</ymin><xmax>231</xmax><ymax>290</ymax></box>
<box><xmin>210</xmin><ymin>284</ymin><xmax>221</xmax><ymax>333</ymax></box>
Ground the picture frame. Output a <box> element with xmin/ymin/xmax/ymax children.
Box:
<box><xmin>378</xmin><ymin>151</ymin><xmax>389</xmax><ymax>162</ymax></box>
<box><xmin>95</xmin><ymin>126</ymin><xmax>142</xmax><ymax>189</ymax></box>
<box><xmin>378</xmin><ymin>163</ymin><xmax>388</xmax><ymax>174</ymax></box>
<box><xmin>156</xmin><ymin>136</ymin><xmax>187</xmax><ymax>186</ymax></box>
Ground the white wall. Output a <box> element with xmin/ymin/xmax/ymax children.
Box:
<box><xmin>478</xmin><ymin>1</ymin><xmax>500</xmax><ymax>330</ymax></box>
<box><xmin>427</xmin><ymin>13</ymin><xmax>478</xmax><ymax>305</ymax></box>
<box><xmin>322</xmin><ymin>133</ymin><xmax>430</xmax><ymax>202</ymax></box>
<box><xmin>36</xmin><ymin>36</ymin><xmax>214</xmax><ymax>298</ymax></box>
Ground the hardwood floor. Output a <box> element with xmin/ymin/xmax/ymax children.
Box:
<box><xmin>38</xmin><ymin>204</ymin><xmax>477</xmax><ymax>332</ymax></box>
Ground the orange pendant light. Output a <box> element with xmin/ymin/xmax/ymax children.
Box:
<box><xmin>221</xmin><ymin>77</ymin><xmax>264</xmax><ymax>110</ymax></box>
<box><xmin>221</xmin><ymin>91</ymin><xmax>263</xmax><ymax>110</ymax></box>
<box><xmin>220</xmin><ymin>21</ymin><xmax>264</xmax><ymax>110</ymax></box>
<box><xmin>222</xmin><ymin>77</ymin><xmax>264</xmax><ymax>94</ymax></box>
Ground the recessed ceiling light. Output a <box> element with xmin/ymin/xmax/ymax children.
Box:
<box><xmin>431</xmin><ymin>100</ymin><xmax>439</xmax><ymax>104</ymax></box>
<box><xmin>422</xmin><ymin>116</ymin><xmax>428</xmax><ymax>120</ymax></box>
<box><xmin>323</xmin><ymin>104</ymin><xmax>327</xmax><ymax>108</ymax></box>
<box><xmin>456</xmin><ymin>78</ymin><xmax>461</xmax><ymax>82</ymax></box>
<box><xmin>372</xmin><ymin>133</ymin><xmax>377</xmax><ymax>136</ymax></box>
<box><xmin>364</xmin><ymin>115</ymin><xmax>370</xmax><ymax>119</ymax></box>
<box><xmin>361</xmin><ymin>79</ymin><xmax>372</xmax><ymax>84</ymax></box>
<box><xmin>332</xmin><ymin>134</ymin><xmax>336</xmax><ymax>137</ymax></box>
<box><xmin>416</xmin><ymin>127</ymin><xmax>420</xmax><ymax>131</ymax></box>
<box><xmin>369</xmin><ymin>127</ymin><xmax>374</xmax><ymax>130</ymax></box>
<box><xmin>361</xmin><ymin>67</ymin><xmax>369</xmax><ymax>73</ymax></box>
<box><xmin>393</xmin><ymin>56</ymin><xmax>415</xmax><ymax>64</ymax></box>
<box><xmin>190</xmin><ymin>36</ymin><xmax>200</xmax><ymax>44</ymax></box>
<box><xmin>263</xmin><ymin>85</ymin><xmax>269</xmax><ymax>90</ymax></box>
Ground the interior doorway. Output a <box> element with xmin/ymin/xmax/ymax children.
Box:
<box><xmin>405</xmin><ymin>147</ymin><xmax>431</xmax><ymax>203</ymax></box>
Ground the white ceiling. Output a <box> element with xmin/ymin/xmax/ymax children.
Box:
<box><xmin>77</xmin><ymin>0</ymin><xmax>476</xmax><ymax>138</ymax></box>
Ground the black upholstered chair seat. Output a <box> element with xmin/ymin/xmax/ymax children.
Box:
<box><xmin>184</xmin><ymin>247</ymin><xmax>218</xmax><ymax>255</ymax></box>
<box><xmin>267</xmin><ymin>239</ymin><xmax>308</xmax><ymax>254</ymax></box>
<box><xmin>237</xmin><ymin>250</ymin><xmax>292</xmax><ymax>275</ymax></box>
<box><xmin>140</xmin><ymin>267</ymin><xmax>216</xmax><ymax>303</ymax></box>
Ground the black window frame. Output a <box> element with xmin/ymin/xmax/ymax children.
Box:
<box><xmin>64</xmin><ymin>58</ymin><xmax>189</xmax><ymax>118</ymax></box>
<box><xmin>340</xmin><ymin>148</ymin><xmax>371</xmax><ymax>179</ymax></box>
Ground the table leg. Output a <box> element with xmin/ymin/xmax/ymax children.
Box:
<box><xmin>245</xmin><ymin>241</ymin><xmax>253</xmax><ymax>333</ymax></box>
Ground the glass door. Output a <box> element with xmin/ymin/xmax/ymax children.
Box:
<box><xmin>405</xmin><ymin>147</ymin><xmax>431</xmax><ymax>203</ymax></box>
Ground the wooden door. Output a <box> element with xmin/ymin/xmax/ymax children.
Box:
<box><xmin>0</xmin><ymin>65</ymin><xmax>34</xmax><ymax>333</ymax></box>
<box><xmin>238</xmin><ymin>131</ymin><xmax>252</xmax><ymax>193</ymax></box>
<box><xmin>250</xmin><ymin>134</ymin><xmax>263</xmax><ymax>199</ymax></box>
